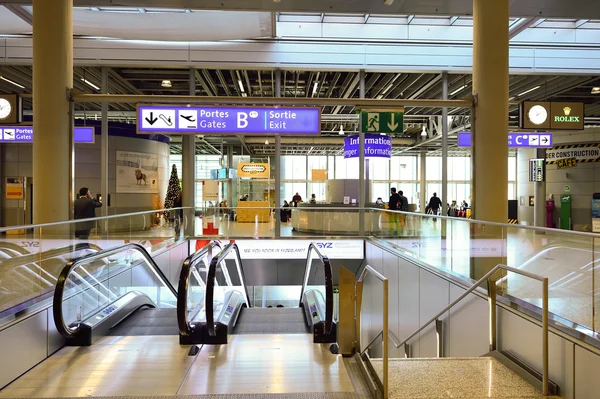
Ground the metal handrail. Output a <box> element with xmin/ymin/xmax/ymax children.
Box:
<box><xmin>205</xmin><ymin>242</ymin><xmax>251</xmax><ymax>337</ymax></box>
<box><xmin>177</xmin><ymin>240</ymin><xmax>222</xmax><ymax>338</ymax></box>
<box><xmin>391</xmin><ymin>264</ymin><xmax>550</xmax><ymax>396</ymax></box>
<box><xmin>299</xmin><ymin>242</ymin><xmax>335</xmax><ymax>335</ymax></box>
<box><xmin>53</xmin><ymin>243</ymin><xmax>177</xmax><ymax>340</ymax></box>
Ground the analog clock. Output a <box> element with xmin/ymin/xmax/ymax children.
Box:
<box><xmin>0</xmin><ymin>98</ymin><xmax>12</xmax><ymax>120</ymax></box>
<box><xmin>528</xmin><ymin>104</ymin><xmax>548</xmax><ymax>125</ymax></box>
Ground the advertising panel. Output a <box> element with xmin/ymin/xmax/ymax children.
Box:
<box><xmin>116</xmin><ymin>151</ymin><xmax>159</xmax><ymax>193</ymax></box>
<box><xmin>202</xmin><ymin>180</ymin><xmax>219</xmax><ymax>202</ymax></box>
<box><xmin>5</xmin><ymin>177</ymin><xmax>23</xmax><ymax>200</ymax></box>
<box><xmin>311</xmin><ymin>169</ymin><xmax>327</xmax><ymax>181</ymax></box>
<box><xmin>237</xmin><ymin>163</ymin><xmax>270</xmax><ymax>179</ymax></box>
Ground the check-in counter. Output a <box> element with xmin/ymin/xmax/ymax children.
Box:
<box><xmin>236</xmin><ymin>201</ymin><xmax>270</xmax><ymax>223</ymax></box>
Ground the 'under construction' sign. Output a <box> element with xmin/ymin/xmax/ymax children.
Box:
<box><xmin>546</xmin><ymin>143</ymin><xmax>600</xmax><ymax>165</ymax></box>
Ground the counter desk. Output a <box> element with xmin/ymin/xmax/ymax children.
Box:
<box><xmin>237</xmin><ymin>201</ymin><xmax>270</xmax><ymax>223</ymax></box>
<box><xmin>291</xmin><ymin>204</ymin><xmax>387</xmax><ymax>235</ymax></box>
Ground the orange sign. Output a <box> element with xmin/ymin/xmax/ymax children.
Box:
<box><xmin>312</xmin><ymin>169</ymin><xmax>327</xmax><ymax>181</ymax></box>
<box><xmin>5</xmin><ymin>177</ymin><xmax>23</xmax><ymax>200</ymax></box>
<box><xmin>237</xmin><ymin>163</ymin><xmax>270</xmax><ymax>179</ymax></box>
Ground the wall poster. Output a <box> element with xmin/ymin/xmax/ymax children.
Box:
<box><xmin>116</xmin><ymin>151</ymin><xmax>159</xmax><ymax>193</ymax></box>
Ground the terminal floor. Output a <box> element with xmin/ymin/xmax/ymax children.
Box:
<box><xmin>0</xmin><ymin>334</ymin><xmax>366</xmax><ymax>398</ymax></box>
<box><xmin>370</xmin><ymin>357</ymin><xmax>558</xmax><ymax>398</ymax></box>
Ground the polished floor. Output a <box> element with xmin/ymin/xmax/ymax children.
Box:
<box><xmin>370</xmin><ymin>357</ymin><xmax>558</xmax><ymax>399</ymax></box>
<box><xmin>0</xmin><ymin>334</ymin><xmax>357</xmax><ymax>398</ymax></box>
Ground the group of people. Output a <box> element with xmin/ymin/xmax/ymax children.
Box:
<box><xmin>280</xmin><ymin>192</ymin><xmax>317</xmax><ymax>222</ymax></box>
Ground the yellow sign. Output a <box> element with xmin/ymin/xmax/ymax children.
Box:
<box><xmin>237</xmin><ymin>163</ymin><xmax>270</xmax><ymax>179</ymax></box>
<box><xmin>556</xmin><ymin>157</ymin><xmax>577</xmax><ymax>169</ymax></box>
<box><xmin>5</xmin><ymin>177</ymin><xmax>23</xmax><ymax>200</ymax></box>
<box><xmin>311</xmin><ymin>169</ymin><xmax>327</xmax><ymax>181</ymax></box>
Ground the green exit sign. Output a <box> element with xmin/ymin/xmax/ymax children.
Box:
<box><xmin>360</xmin><ymin>110</ymin><xmax>404</xmax><ymax>134</ymax></box>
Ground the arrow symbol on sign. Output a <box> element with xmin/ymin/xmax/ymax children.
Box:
<box><xmin>542</xmin><ymin>137</ymin><xmax>548</xmax><ymax>143</ymax></box>
<box><xmin>387</xmin><ymin>114</ymin><xmax>399</xmax><ymax>132</ymax></box>
<box><xmin>145</xmin><ymin>112</ymin><xmax>158</xmax><ymax>126</ymax></box>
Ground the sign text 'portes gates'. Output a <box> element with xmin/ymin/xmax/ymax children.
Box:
<box><xmin>137</xmin><ymin>105</ymin><xmax>321</xmax><ymax>135</ymax></box>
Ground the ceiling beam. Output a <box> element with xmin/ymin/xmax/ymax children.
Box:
<box><xmin>575</xmin><ymin>19</ymin><xmax>589</xmax><ymax>28</ymax></box>
<box><xmin>407</xmin><ymin>15</ymin><xmax>415</xmax><ymax>24</ymax></box>
<box><xmin>195</xmin><ymin>69</ymin><xmax>214</xmax><ymax>96</ymax></box>
<box><xmin>449</xmin><ymin>16</ymin><xmax>459</xmax><ymax>26</ymax></box>
<box><xmin>364</xmin><ymin>14</ymin><xmax>370</xmax><ymax>24</ymax></box>
<box><xmin>4</xmin><ymin>5</ymin><xmax>32</xmax><ymax>25</ymax></box>
<box><xmin>509</xmin><ymin>17</ymin><xmax>541</xmax><ymax>40</ymax></box>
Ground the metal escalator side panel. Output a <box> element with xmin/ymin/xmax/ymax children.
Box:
<box><xmin>300</xmin><ymin>243</ymin><xmax>335</xmax><ymax>337</ymax></box>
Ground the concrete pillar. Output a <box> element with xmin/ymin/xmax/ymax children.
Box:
<box><xmin>534</xmin><ymin>148</ymin><xmax>547</xmax><ymax>227</ymax></box>
<box><xmin>274</xmin><ymin>69</ymin><xmax>282</xmax><ymax>237</ymax></box>
<box><xmin>182</xmin><ymin>69</ymin><xmax>196</xmax><ymax>235</ymax></box>
<box><xmin>359</xmin><ymin>70</ymin><xmax>366</xmax><ymax>236</ymax></box>
<box><xmin>419</xmin><ymin>150</ymin><xmax>427</xmax><ymax>212</ymax></box>
<box><xmin>33</xmin><ymin>0</ymin><xmax>73</xmax><ymax>225</ymax></box>
<box><xmin>472</xmin><ymin>0</ymin><xmax>509</xmax><ymax>223</ymax></box>
<box><xmin>100</xmin><ymin>67</ymin><xmax>109</xmax><ymax>218</ymax></box>
<box><xmin>441</xmin><ymin>72</ymin><xmax>449</xmax><ymax>217</ymax></box>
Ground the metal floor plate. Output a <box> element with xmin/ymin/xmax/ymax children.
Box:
<box><xmin>234</xmin><ymin>308</ymin><xmax>309</xmax><ymax>334</ymax></box>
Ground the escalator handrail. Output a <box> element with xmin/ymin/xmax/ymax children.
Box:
<box><xmin>177</xmin><ymin>240</ymin><xmax>222</xmax><ymax>337</ymax></box>
<box><xmin>205</xmin><ymin>242</ymin><xmax>251</xmax><ymax>337</ymax></box>
<box><xmin>53</xmin><ymin>243</ymin><xmax>176</xmax><ymax>340</ymax></box>
<box><xmin>299</xmin><ymin>243</ymin><xmax>334</xmax><ymax>335</ymax></box>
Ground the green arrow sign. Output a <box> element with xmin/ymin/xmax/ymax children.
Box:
<box><xmin>360</xmin><ymin>110</ymin><xmax>404</xmax><ymax>134</ymax></box>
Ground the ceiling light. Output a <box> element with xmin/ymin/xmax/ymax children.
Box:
<box><xmin>382</xmin><ymin>83</ymin><xmax>394</xmax><ymax>95</ymax></box>
<box><xmin>273</xmin><ymin>0</ymin><xmax>281</xmax><ymax>3</ymax></box>
<box><xmin>450</xmin><ymin>85</ymin><xmax>466</xmax><ymax>96</ymax></box>
<box><xmin>517</xmin><ymin>85</ymin><xmax>540</xmax><ymax>97</ymax></box>
<box><xmin>339</xmin><ymin>125</ymin><xmax>345</xmax><ymax>135</ymax></box>
<box><xmin>238</xmin><ymin>80</ymin><xmax>245</xmax><ymax>93</ymax></box>
<box><xmin>161</xmin><ymin>80</ymin><xmax>172</xmax><ymax>88</ymax></box>
<box><xmin>0</xmin><ymin>76</ymin><xmax>25</xmax><ymax>89</ymax></box>
<box><xmin>265</xmin><ymin>139</ymin><xmax>269</xmax><ymax>145</ymax></box>
<box><xmin>376</xmin><ymin>94</ymin><xmax>384</xmax><ymax>100</ymax></box>
<box><xmin>81</xmin><ymin>78</ymin><xmax>100</xmax><ymax>90</ymax></box>
<box><xmin>384</xmin><ymin>0</ymin><xmax>394</xmax><ymax>5</ymax></box>
<box><xmin>592</xmin><ymin>87</ymin><xmax>600</xmax><ymax>94</ymax></box>
<box><xmin>312</xmin><ymin>82</ymin><xmax>319</xmax><ymax>96</ymax></box>
<box><xmin>242</xmin><ymin>93</ymin><xmax>248</xmax><ymax>97</ymax></box>
<box><xmin>421</xmin><ymin>126</ymin><xmax>428</xmax><ymax>138</ymax></box>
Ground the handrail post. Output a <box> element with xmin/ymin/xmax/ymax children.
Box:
<box><xmin>487</xmin><ymin>278</ymin><xmax>497</xmax><ymax>352</ymax></box>
<box><xmin>542</xmin><ymin>277</ymin><xmax>549</xmax><ymax>396</ymax></box>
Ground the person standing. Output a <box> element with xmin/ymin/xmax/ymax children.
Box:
<box><xmin>74</xmin><ymin>187</ymin><xmax>102</xmax><ymax>239</ymax></box>
<box><xmin>427</xmin><ymin>192</ymin><xmax>442</xmax><ymax>222</ymax></box>
<box><xmin>292</xmin><ymin>192</ymin><xmax>303</xmax><ymax>207</ymax></box>
<box><xmin>388</xmin><ymin>187</ymin><xmax>402</xmax><ymax>235</ymax></box>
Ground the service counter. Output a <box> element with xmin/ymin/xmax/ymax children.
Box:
<box><xmin>291</xmin><ymin>203</ymin><xmax>386</xmax><ymax>235</ymax></box>
<box><xmin>237</xmin><ymin>201</ymin><xmax>270</xmax><ymax>223</ymax></box>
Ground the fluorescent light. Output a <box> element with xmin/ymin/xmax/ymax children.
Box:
<box><xmin>0</xmin><ymin>76</ymin><xmax>25</xmax><ymax>89</ymax></box>
<box><xmin>339</xmin><ymin>125</ymin><xmax>345</xmax><ymax>135</ymax></box>
<box><xmin>238</xmin><ymin>80</ymin><xmax>245</xmax><ymax>93</ymax></box>
<box><xmin>161</xmin><ymin>80</ymin><xmax>172</xmax><ymax>88</ymax></box>
<box><xmin>592</xmin><ymin>87</ymin><xmax>600</xmax><ymax>94</ymax></box>
<box><xmin>376</xmin><ymin>94</ymin><xmax>384</xmax><ymax>100</ymax></box>
<box><xmin>517</xmin><ymin>85</ymin><xmax>540</xmax><ymax>97</ymax></box>
<box><xmin>265</xmin><ymin>139</ymin><xmax>269</xmax><ymax>145</ymax></box>
<box><xmin>382</xmin><ymin>83</ymin><xmax>394</xmax><ymax>95</ymax></box>
<box><xmin>81</xmin><ymin>78</ymin><xmax>100</xmax><ymax>90</ymax></box>
<box><xmin>421</xmin><ymin>126</ymin><xmax>428</xmax><ymax>137</ymax></box>
<box><xmin>312</xmin><ymin>82</ymin><xmax>319</xmax><ymax>96</ymax></box>
<box><xmin>450</xmin><ymin>85</ymin><xmax>466</xmax><ymax>96</ymax></box>
<box><xmin>242</xmin><ymin>93</ymin><xmax>248</xmax><ymax>97</ymax></box>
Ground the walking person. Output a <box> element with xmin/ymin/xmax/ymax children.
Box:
<box><xmin>427</xmin><ymin>192</ymin><xmax>442</xmax><ymax>222</ymax></box>
<box><xmin>74</xmin><ymin>187</ymin><xmax>103</xmax><ymax>239</ymax></box>
<box><xmin>388</xmin><ymin>187</ymin><xmax>402</xmax><ymax>236</ymax></box>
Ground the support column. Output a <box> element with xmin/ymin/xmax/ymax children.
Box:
<box><xmin>359</xmin><ymin>70</ymin><xmax>366</xmax><ymax>236</ymax></box>
<box><xmin>420</xmin><ymin>150</ymin><xmax>427</xmax><ymax>212</ymax></box>
<box><xmin>441</xmin><ymin>73</ymin><xmax>449</xmax><ymax>217</ymax></box>
<box><xmin>534</xmin><ymin>148</ymin><xmax>547</xmax><ymax>227</ymax></box>
<box><xmin>182</xmin><ymin>68</ymin><xmax>196</xmax><ymax>235</ymax></box>
<box><xmin>472</xmin><ymin>0</ymin><xmax>509</xmax><ymax>223</ymax></box>
<box><xmin>100</xmin><ymin>68</ymin><xmax>109</xmax><ymax>218</ymax></box>
<box><xmin>32</xmin><ymin>0</ymin><xmax>73</xmax><ymax>225</ymax></box>
<box><xmin>471</xmin><ymin>0</ymin><xmax>509</xmax><ymax>280</ymax></box>
<box><xmin>274</xmin><ymin>69</ymin><xmax>282</xmax><ymax>237</ymax></box>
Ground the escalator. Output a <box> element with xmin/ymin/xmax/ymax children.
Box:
<box><xmin>178</xmin><ymin>242</ymin><xmax>336</xmax><ymax>345</ymax></box>
<box><xmin>53</xmin><ymin>241</ymin><xmax>220</xmax><ymax>346</ymax></box>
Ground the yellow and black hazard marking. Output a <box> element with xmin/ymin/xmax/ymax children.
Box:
<box><xmin>508</xmin><ymin>219</ymin><xmax>518</xmax><ymax>225</ymax></box>
<box><xmin>546</xmin><ymin>143</ymin><xmax>600</xmax><ymax>165</ymax></box>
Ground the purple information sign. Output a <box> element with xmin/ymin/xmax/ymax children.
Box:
<box><xmin>457</xmin><ymin>132</ymin><xmax>552</xmax><ymax>148</ymax></box>
<box><xmin>0</xmin><ymin>126</ymin><xmax>94</xmax><ymax>143</ymax></box>
<box><xmin>344</xmin><ymin>134</ymin><xmax>392</xmax><ymax>159</ymax></box>
<box><xmin>137</xmin><ymin>105</ymin><xmax>321</xmax><ymax>135</ymax></box>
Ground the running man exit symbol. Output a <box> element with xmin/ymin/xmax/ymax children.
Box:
<box><xmin>360</xmin><ymin>110</ymin><xmax>404</xmax><ymax>134</ymax></box>
<box><xmin>367</xmin><ymin>113</ymin><xmax>379</xmax><ymax>132</ymax></box>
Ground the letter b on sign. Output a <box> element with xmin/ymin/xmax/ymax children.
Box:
<box><xmin>237</xmin><ymin>112</ymin><xmax>248</xmax><ymax>128</ymax></box>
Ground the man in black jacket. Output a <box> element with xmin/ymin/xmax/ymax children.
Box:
<box><xmin>388</xmin><ymin>187</ymin><xmax>402</xmax><ymax>236</ymax></box>
<box><xmin>74</xmin><ymin>187</ymin><xmax>102</xmax><ymax>239</ymax></box>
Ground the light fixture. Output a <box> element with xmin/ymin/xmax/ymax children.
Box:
<box><xmin>517</xmin><ymin>85</ymin><xmax>540</xmax><ymax>97</ymax></box>
<box><xmin>238</xmin><ymin>80</ymin><xmax>245</xmax><ymax>93</ymax></box>
<box><xmin>384</xmin><ymin>0</ymin><xmax>394</xmax><ymax>5</ymax></box>
<box><xmin>592</xmin><ymin>87</ymin><xmax>600</xmax><ymax>94</ymax></box>
<box><xmin>339</xmin><ymin>125</ymin><xmax>345</xmax><ymax>135</ymax></box>
<box><xmin>382</xmin><ymin>83</ymin><xmax>394</xmax><ymax>95</ymax></box>
<box><xmin>376</xmin><ymin>94</ymin><xmax>384</xmax><ymax>100</ymax></box>
<box><xmin>0</xmin><ymin>76</ymin><xmax>25</xmax><ymax>89</ymax></box>
<box><xmin>242</xmin><ymin>93</ymin><xmax>248</xmax><ymax>97</ymax></box>
<box><xmin>273</xmin><ymin>0</ymin><xmax>281</xmax><ymax>3</ymax></box>
<box><xmin>450</xmin><ymin>85</ymin><xmax>466</xmax><ymax>96</ymax></box>
<box><xmin>161</xmin><ymin>80</ymin><xmax>172</xmax><ymax>88</ymax></box>
<box><xmin>81</xmin><ymin>78</ymin><xmax>100</xmax><ymax>90</ymax></box>
<box><xmin>265</xmin><ymin>139</ymin><xmax>269</xmax><ymax>145</ymax></box>
<box><xmin>312</xmin><ymin>82</ymin><xmax>319</xmax><ymax>96</ymax></box>
<box><xmin>421</xmin><ymin>125</ymin><xmax>428</xmax><ymax>138</ymax></box>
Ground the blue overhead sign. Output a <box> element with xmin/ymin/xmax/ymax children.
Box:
<box><xmin>458</xmin><ymin>132</ymin><xmax>553</xmax><ymax>148</ymax></box>
<box><xmin>0</xmin><ymin>126</ymin><xmax>95</xmax><ymax>143</ymax></box>
<box><xmin>137</xmin><ymin>105</ymin><xmax>321</xmax><ymax>135</ymax></box>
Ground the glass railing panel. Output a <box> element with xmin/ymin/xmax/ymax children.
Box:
<box><xmin>211</xmin><ymin>249</ymin><xmax>247</xmax><ymax>318</ymax></box>
<box><xmin>360</xmin><ymin>269</ymin><xmax>387</xmax><ymax>387</ymax></box>
<box><xmin>186</xmin><ymin>255</ymin><xmax>208</xmax><ymax>324</ymax></box>
<box><xmin>594</xmin><ymin>236</ymin><xmax>600</xmax><ymax>335</ymax></box>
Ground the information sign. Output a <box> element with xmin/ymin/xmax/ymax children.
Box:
<box><xmin>529</xmin><ymin>159</ymin><xmax>545</xmax><ymax>182</ymax></box>
<box><xmin>457</xmin><ymin>132</ymin><xmax>552</xmax><ymax>148</ymax></box>
<box><xmin>137</xmin><ymin>105</ymin><xmax>321</xmax><ymax>135</ymax></box>
<box><xmin>344</xmin><ymin>134</ymin><xmax>392</xmax><ymax>159</ymax></box>
<box><xmin>556</xmin><ymin>158</ymin><xmax>577</xmax><ymax>169</ymax></box>
<box><xmin>360</xmin><ymin>110</ymin><xmax>404</xmax><ymax>134</ymax></box>
<box><xmin>5</xmin><ymin>177</ymin><xmax>23</xmax><ymax>200</ymax></box>
<box><xmin>0</xmin><ymin>126</ymin><xmax>94</xmax><ymax>143</ymax></box>
<box><xmin>237</xmin><ymin>163</ymin><xmax>270</xmax><ymax>179</ymax></box>
<box><xmin>202</xmin><ymin>180</ymin><xmax>219</xmax><ymax>202</ymax></box>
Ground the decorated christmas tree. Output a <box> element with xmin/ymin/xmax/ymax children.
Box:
<box><xmin>163</xmin><ymin>164</ymin><xmax>181</xmax><ymax>218</ymax></box>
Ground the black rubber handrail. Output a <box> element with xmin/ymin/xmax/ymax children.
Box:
<box><xmin>177</xmin><ymin>240</ymin><xmax>222</xmax><ymax>338</ymax></box>
<box><xmin>53</xmin><ymin>243</ymin><xmax>176</xmax><ymax>340</ymax></box>
<box><xmin>299</xmin><ymin>243</ymin><xmax>334</xmax><ymax>335</ymax></box>
<box><xmin>205</xmin><ymin>243</ymin><xmax>250</xmax><ymax>337</ymax></box>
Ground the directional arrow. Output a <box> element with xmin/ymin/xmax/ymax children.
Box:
<box><xmin>387</xmin><ymin>113</ymin><xmax>399</xmax><ymax>132</ymax></box>
<box><xmin>145</xmin><ymin>112</ymin><xmax>158</xmax><ymax>126</ymax></box>
<box><xmin>542</xmin><ymin>137</ymin><xmax>548</xmax><ymax>144</ymax></box>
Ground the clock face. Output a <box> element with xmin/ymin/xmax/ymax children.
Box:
<box><xmin>0</xmin><ymin>98</ymin><xmax>12</xmax><ymax>120</ymax></box>
<box><xmin>528</xmin><ymin>105</ymin><xmax>548</xmax><ymax>125</ymax></box>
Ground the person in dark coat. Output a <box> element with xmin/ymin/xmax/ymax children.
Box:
<box><xmin>280</xmin><ymin>200</ymin><xmax>290</xmax><ymax>222</ymax></box>
<box><xmin>74</xmin><ymin>187</ymin><xmax>102</xmax><ymax>239</ymax></box>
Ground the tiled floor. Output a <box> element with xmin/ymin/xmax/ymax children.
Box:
<box><xmin>370</xmin><ymin>357</ymin><xmax>559</xmax><ymax>399</ymax></box>
<box><xmin>0</xmin><ymin>334</ymin><xmax>355</xmax><ymax>398</ymax></box>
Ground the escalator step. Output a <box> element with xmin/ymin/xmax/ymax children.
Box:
<box><xmin>234</xmin><ymin>308</ymin><xmax>309</xmax><ymax>334</ymax></box>
<box><xmin>108</xmin><ymin>308</ymin><xmax>179</xmax><ymax>336</ymax></box>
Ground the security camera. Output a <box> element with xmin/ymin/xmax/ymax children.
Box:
<box><xmin>384</xmin><ymin>0</ymin><xmax>394</xmax><ymax>5</ymax></box>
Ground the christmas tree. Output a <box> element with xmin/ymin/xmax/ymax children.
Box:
<box><xmin>163</xmin><ymin>164</ymin><xmax>181</xmax><ymax>218</ymax></box>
